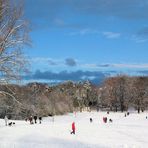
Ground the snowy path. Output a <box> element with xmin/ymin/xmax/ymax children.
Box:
<box><xmin>0</xmin><ymin>111</ymin><xmax>148</xmax><ymax>148</ymax></box>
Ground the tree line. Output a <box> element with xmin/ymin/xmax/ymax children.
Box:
<box><xmin>99</xmin><ymin>75</ymin><xmax>148</xmax><ymax>113</ymax></box>
<box><xmin>0</xmin><ymin>76</ymin><xmax>148</xmax><ymax>119</ymax></box>
<box><xmin>0</xmin><ymin>81</ymin><xmax>97</xmax><ymax>119</ymax></box>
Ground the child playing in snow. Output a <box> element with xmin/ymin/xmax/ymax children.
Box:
<box><xmin>71</xmin><ymin>122</ymin><xmax>76</xmax><ymax>134</ymax></box>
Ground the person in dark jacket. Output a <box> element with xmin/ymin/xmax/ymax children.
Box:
<box><xmin>90</xmin><ymin>118</ymin><xmax>93</xmax><ymax>123</ymax></box>
<box><xmin>39</xmin><ymin>117</ymin><xmax>42</xmax><ymax>124</ymax></box>
<box><xmin>34</xmin><ymin>115</ymin><xmax>37</xmax><ymax>124</ymax></box>
<box><xmin>109</xmin><ymin>119</ymin><xmax>113</xmax><ymax>123</ymax></box>
<box><xmin>71</xmin><ymin>122</ymin><xmax>76</xmax><ymax>134</ymax></box>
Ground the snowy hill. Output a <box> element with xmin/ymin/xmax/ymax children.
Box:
<box><xmin>0</xmin><ymin>111</ymin><xmax>148</xmax><ymax>148</ymax></box>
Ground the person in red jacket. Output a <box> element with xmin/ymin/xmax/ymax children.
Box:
<box><xmin>71</xmin><ymin>122</ymin><xmax>76</xmax><ymax>134</ymax></box>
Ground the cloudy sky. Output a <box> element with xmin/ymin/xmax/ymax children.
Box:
<box><xmin>23</xmin><ymin>0</ymin><xmax>148</xmax><ymax>84</ymax></box>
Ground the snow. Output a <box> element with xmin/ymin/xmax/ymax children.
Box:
<box><xmin>0</xmin><ymin>111</ymin><xmax>148</xmax><ymax>148</ymax></box>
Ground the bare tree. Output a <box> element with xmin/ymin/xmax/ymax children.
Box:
<box><xmin>102</xmin><ymin>75</ymin><xmax>129</xmax><ymax>112</ymax></box>
<box><xmin>0</xmin><ymin>0</ymin><xmax>30</xmax><ymax>115</ymax></box>
<box><xmin>103</xmin><ymin>77</ymin><xmax>119</xmax><ymax>111</ymax></box>
<box><xmin>131</xmin><ymin>77</ymin><xmax>148</xmax><ymax>113</ymax></box>
<box><xmin>0</xmin><ymin>0</ymin><xmax>29</xmax><ymax>83</ymax></box>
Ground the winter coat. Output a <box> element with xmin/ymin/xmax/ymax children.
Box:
<box><xmin>34</xmin><ymin>116</ymin><xmax>37</xmax><ymax>120</ymax></box>
<box><xmin>103</xmin><ymin>117</ymin><xmax>107</xmax><ymax>123</ymax></box>
<box><xmin>72</xmin><ymin>122</ymin><xmax>75</xmax><ymax>131</ymax></box>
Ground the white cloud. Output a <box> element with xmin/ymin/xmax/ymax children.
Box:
<box><xmin>29</xmin><ymin>57</ymin><xmax>148</xmax><ymax>70</ymax></box>
<box><xmin>112</xmin><ymin>63</ymin><xmax>148</xmax><ymax>69</ymax></box>
<box><xmin>81</xmin><ymin>63</ymin><xmax>148</xmax><ymax>69</ymax></box>
<box><xmin>69</xmin><ymin>29</ymin><xmax>99</xmax><ymax>36</ymax></box>
<box><xmin>69</xmin><ymin>30</ymin><xmax>121</xmax><ymax>39</ymax></box>
<box><xmin>53</xmin><ymin>18</ymin><xmax>66</xmax><ymax>27</ymax></box>
<box><xmin>29</xmin><ymin>57</ymin><xmax>62</xmax><ymax>66</ymax></box>
<box><xmin>30</xmin><ymin>57</ymin><xmax>78</xmax><ymax>67</ymax></box>
<box><xmin>131</xmin><ymin>35</ymin><xmax>148</xmax><ymax>43</ymax></box>
<box><xmin>82</xmin><ymin>64</ymin><xmax>99</xmax><ymax>68</ymax></box>
<box><xmin>103</xmin><ymin>31</ymin><xmax>121</xmax><ymax>39</ymax></box>
<box><xmin>81</xmin><ymin>75</ymin><xmax>96</xmax><ymax>80</ymax></box>
<box><xmin>30</xmin><ymin>57</ymin><xmax>51</xmax><ymax>63</ymax></box>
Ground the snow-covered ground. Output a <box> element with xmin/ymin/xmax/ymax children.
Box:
<box><xmin>0</xmin><ymin>111</ymin><xmax>148</xmax><ymax>148</ymax></box>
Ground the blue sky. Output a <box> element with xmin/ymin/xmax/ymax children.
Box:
<box><xmin>23</xmin><ymin>0</ymin><xmax>148</xmax><ymax>84</ymax></box>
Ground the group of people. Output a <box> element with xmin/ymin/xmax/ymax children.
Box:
<box><xmin>26</xmin><ymin>115</ymin><xmax>42</xmax><ymax>124</ymax></box>
<box><xmin>4</xmin><ymin>115</ymin><xmax>43</xmax><ymax>126</ymax></box>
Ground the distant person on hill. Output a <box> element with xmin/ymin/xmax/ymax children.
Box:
<box><xmin>103</xmin><ymin>117</ymin><xmax>107</xmax><ymax>123</ymax></box>
<box><xmin>4</xmin><ymin>115</ymin><xmax>8</xmax><ymax>126</ymax></box>
<box><xmin>71</xmin><ymin>122</ymin><xmax>76</xmax><ymax>134</ymax></box>
<box><xmin>90</xmin><ymin>118</ymin><xmax>93</xmax><ymax>123</ymax></box>
<box><xmin>34</xmin><ymin>115</ymin><xmax>37</xmax><ymax>124</ymax></box>
<box><xmin>39</xmin><ymin>117</ymin><xmax>42</xmax><ymax>124</ymax></box>
<box><xmin>29</xmin><ymin>116</ymin><xmax>33</xmax><ymax>124</ymax></box>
